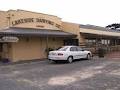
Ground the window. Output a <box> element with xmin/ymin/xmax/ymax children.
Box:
<box><xmin>70</xmin><ymin>47</ymin><xmax>77</xmax><ymax>51</ymax></box>
<box><xmin>77</xmin><ymin>47</ymin><xmax>83</xmax><ymax>51</ymax></box>
<box><xmin>0</xmin><ymin>43</ymin><xmax>3</xmax><ymax>52</ymax></box>
<box><xmin>58</xmin><ymin>47</ymin><xmax>68</xmax><ymax>51</ymax></box>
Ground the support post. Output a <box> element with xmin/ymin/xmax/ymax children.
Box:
<box><xmin>46</xmin><ymin>36</ymin><xmax>49</xmax><ymax>58</ymax></box>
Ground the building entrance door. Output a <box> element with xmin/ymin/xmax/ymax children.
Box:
<box><xmin>0</xmin><ymin>43</ymin><xmax>9</xmax><ymax>61</ymax></box>
<box><xmin>0</xmin><ymin>43</ymin><xmax>3</xmax><ymax>60</ymax></box>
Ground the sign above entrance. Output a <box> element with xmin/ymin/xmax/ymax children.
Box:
<box><xmin>12</xmin><ymin>18</ymin><xmax>61</xmax><ymax>29</ymax></box>
<box><xmin>0</xmin><ymin>36</ymin><xmax>19</xmax><ymax>42</ymax></box>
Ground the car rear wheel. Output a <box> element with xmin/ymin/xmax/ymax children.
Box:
<box><xmin>86</xmin><ymin>54</ymin><xmax>91</xmax><ymax>60</ymax></box>
<box><xmin>67</xmin><ymin>56</ymin><xmax>73</xmax><ymax>63</ymax></box>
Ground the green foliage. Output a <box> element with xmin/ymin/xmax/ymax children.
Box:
<box><xmin>106</xmin><ymin>23</ymin><xmax>120</xmax><ymax>30</ymax></box>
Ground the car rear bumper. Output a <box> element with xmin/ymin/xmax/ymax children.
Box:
<box><xmin>48</xmin><ymin>56</ymin><xmax>68</xmax><ymax>61</ymax></box>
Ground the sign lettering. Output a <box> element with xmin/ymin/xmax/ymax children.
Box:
<box><xmin>0</xmin><ymin>36</ymin><xmax>19</xmax><ymax>42</ymax></box>
<box><xmin>12</xmin><ymin>18</ymin><xmax>61</xmax><ymax>29</ymax></box>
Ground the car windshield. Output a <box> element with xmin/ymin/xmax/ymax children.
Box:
<box><xmin>58</xmin><ymin>47</ymin><xmax>68</xmax><ymax>51</ymax></box>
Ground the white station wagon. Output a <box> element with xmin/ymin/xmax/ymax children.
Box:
<box><xmin>48</xmin><ymin>46</ymin><xmax>92</xmax><ymax>63</ymax></box>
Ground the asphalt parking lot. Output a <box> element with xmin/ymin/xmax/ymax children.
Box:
<box><xmin>0</xmin><ymin>58</ymin><xmax>120</xmax><ymax>90</ymax></box>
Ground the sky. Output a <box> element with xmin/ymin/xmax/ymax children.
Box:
<box><xmin>0</xmin><ymin>0</ymin><xmax>120</xmax><ymax>27</ymax></box>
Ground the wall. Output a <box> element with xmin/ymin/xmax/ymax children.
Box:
<box><xmin>11</xmin><ymin>37</ymin><xmax>63</xmax><ymax>62</ymax></box>
<box><xmin>62</xmin><ymin>22</ymin><xmax>86</xmax><ymax>45</ymax></box>
<box><xmin>0</xmin><ymin>11</ymin><xmax>8</xmax><ymax>29</ymax></box>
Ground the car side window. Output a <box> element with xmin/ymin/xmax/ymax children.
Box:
<box><xmin>77</xmin><ymin>47</ymin><xmax>83</xmax><ymax>51</ymax></box>
<box><xmin>58</xmin><ymin>47</ymin><xmax>68</xmax><ymax>51</ymax></box>
<box><xmin>70</xmin><ymin>47</ymin><xmax>78</xmax><ymax>51</ymax></box>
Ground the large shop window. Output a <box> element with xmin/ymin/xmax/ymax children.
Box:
<box><xmin>64</xmin><ymin>39</ymin><xmax>79</xmax><ymax>46</ymax></box>
<box><xmin>0</xmin><ymin>43</ymin><xmax>3</xmax><ymax>52</ymax></box>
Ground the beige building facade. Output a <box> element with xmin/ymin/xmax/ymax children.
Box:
<box><xmin>0</xmin><ymin>10</ymin><xmax>77</xmax><ymax>62</ymax></box>
<box><xmin>0</xmin><ymin>9</ymin><xmax>120</xmax><ymax>62</ymax></box>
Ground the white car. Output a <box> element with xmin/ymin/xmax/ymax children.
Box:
<box><xmin>48</xmin><ymin>46</ymin><xmax>92</xmax><ymax>63</ymax></box>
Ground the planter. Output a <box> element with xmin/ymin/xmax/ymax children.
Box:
<box><xmin>98</xmin><ymin>48</ymin><xmax>106</xmax><ymax>58</ymax></box>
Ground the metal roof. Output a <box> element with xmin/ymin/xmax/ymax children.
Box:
<box><xmin>80</xmin><ymin>29</ymin><xmax>120</xmax><ymax>37</ymax></box>
<box><xmin>0</xmin><ymin>27</ymin><xmax>76</xmax><ymax>38</ymax></box>
<box><xmin>79</xmin><ymin>24</ymin><xmax>120</xmax><ymax>33</ymax></box>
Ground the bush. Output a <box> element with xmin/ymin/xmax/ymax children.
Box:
<box><xmin>45</xmin><ymin>48</ymin><xmax>54</xmax><ymax>52</ymax></box>
<box><xmin>1</xmin><ymin>58</ymin><xmax>10</xmax><ymax>63</ymax></box>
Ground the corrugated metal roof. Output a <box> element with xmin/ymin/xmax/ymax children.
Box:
<box><xmin>80</xmin><ymin>28</ymin><xmax>120</xmax><ymax>37</ymax></box>
<box><xmin>80</xmin><ymin>24</ymin><xmax>106</xmax><ymax>30</ymax></box>
<box><xmin>0</xmin><ymin>27</ymin><xmax>76</xmax><ymax>37</ymax></box>
<box><xmin>79</xmin><ymin>24</ymin><xmax>120</xmax><ymax>33</ymax></box>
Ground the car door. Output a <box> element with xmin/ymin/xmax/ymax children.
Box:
<box><xmin>70</xmin><ymin>47</ymin><xmax>78</xmax><ymax>59</ymax></box>
<box><xmin>77</xmin><ymin>47</ymin><xmax>86</xmax><ymax>59</ymax></box>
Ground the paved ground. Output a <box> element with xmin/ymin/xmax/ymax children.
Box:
<box><xmin>0</xmin><ymin>58</ymin><xmax>120</xmax><ymax>90</ymax></box>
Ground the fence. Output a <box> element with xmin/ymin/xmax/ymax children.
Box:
<box><xmin>83</xmin><ymin>45</ymin><xmax>120</xmax><ymax>55</ymax></box>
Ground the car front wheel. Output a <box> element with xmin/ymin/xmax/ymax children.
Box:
<box><xmin>67</xmin><ymin>56</ymin><xmax>73</xmax><ymax>63</ymax></box>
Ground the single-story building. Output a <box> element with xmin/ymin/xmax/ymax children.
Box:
<box><xmin>0</xmin><ymin>9</ymin><xmax>120</xmax><ymax>62</ymax></box>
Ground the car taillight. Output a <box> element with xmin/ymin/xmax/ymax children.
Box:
<box><xmin>58</xmin><ymin>53</ymin><xmax>63</xmax><ymax>56</ymax></box>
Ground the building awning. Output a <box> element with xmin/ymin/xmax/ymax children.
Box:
<box><xmin>80</xmin><ymin>28</ymin><xmax>120</xmax><ymax>38</ymax></box>
<box><xmin>0</xmin><ymin>27</ymin><xmax>76</xmax><ymax>38</ymax></box>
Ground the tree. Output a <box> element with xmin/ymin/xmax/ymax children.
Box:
<box><xmin>106</xmin><ymin>23</ymin><xmax>120</xmax><ymax>30</ymax></box>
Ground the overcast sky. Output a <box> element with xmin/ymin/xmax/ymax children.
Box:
<box><xmin>0</xmin><ymin>0</ymin><xmax>120</xmax><ymax>27</ymax></box>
